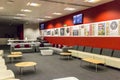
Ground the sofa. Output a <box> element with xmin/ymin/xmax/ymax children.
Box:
<box><xmin>11</xmin><ymin>43</ymin><xmax>35</xmax><ymax>53</ymax></box>
<box><xmin>36</xmin><ymin>43</ymin><xmax>72</xmax><ymax>54</ymax></box>
<box><xmin>0</xmin><ymin>55</ymin><xmax>20</xmax><ymax>80</ymax></box>
<box><xmin>69</xmin><ymin>46</ymin><xmax>120</xmax><ymax>69</ymax></box>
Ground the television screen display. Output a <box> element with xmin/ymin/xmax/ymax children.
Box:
<box><xmin>40</xmin><ymin>23</ymin><xmax>45</xmax><ymax>30</ymax></box>
<box><xmin>73</xmin><ymin>14</ymin><xmax>83</xmax><ymax>25</ymax></box>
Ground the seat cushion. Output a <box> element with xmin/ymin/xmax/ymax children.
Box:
<box><xmin>101</xmin><ymin>48</ymin><xmax>113</xmax><ymax>56</ymax></box>
<box><xmin>72</xmin><ymin>45</ymin><xmax>78</xmax><ymax>50</ymax></box>
<box><xmin>84</xmin><ymin>46</ymin><xmax>92</xmax><ymax>52</ymax></box>
<box><xmin>24</xmin><ymin>44</ymin><xmax>30</xmax><ymax>48</ymax></box>
<box><xmin>78</xmin><ymin>46</ymin><xmax>84</xmax><ymax>51</ymax></box>
<box><xmin>92</xmin><ymin>48</ymin><xmax>101</xmax><ymax>54</ymax></box>
<box><xmin>15</xmin><ymin>44</ymin><xmax>20</xmax><ymax>48</ymax></box>
<box><xmin>112</xmin><ymin>50</ymin><xmax>120</xmax><ymax>58</ymax></box>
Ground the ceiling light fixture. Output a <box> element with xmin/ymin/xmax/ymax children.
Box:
<box><xmin>16</xmin><ymin>14</ymin><xmax>26</xmax><ymax>16</ymax></box>
<box><xmin>64</xmin><ymin>7</ymin><xmax>76</xmax><ymax>11</ymax></box>
<box><xmin>0</xmin><ymin>7</ymin><xmax>4</xmax><ymax>10</ymax></box>
<box><xmin>53</xmin><ymin>12</ymin><xmax>62</xmax><ymax>15</ymax></box>
<box><xmin>21</xmin><ymin>9</ymin><xmax>32</xmax><ymax>12</ymax></box>
<box><xmin>37</xmin><ymin>18</ymin><xmax>45</xmax><ymax>21</ymax></box>
<box><xmin>27</xmin><ymin>2</ymin><xmax>40</xmax><ymax>7</ymax></box>
<box><xmin>13</xmin><ymin>17</ymin><xmax>22</xmax><ymax>19</ymax></box>
<box><xmin>84</xmin><ymin>0</ymin><xmax>101</xmax><ymax>3</ymax></box>
<box><xmin>45</xmin><ymin>16</ymin><xmax>52</xmax><ymax>18</ymax></box>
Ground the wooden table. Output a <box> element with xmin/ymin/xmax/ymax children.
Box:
<box><xmin>11</xmin><ymin>52</ymin><xmax>22</xmax><ymax>55</ymax></box>
<box><xmin>7</xmin><ymin>54</ymin><xmax>22</xmax><ymax>62</ymax></box>
<box><xmin>15</xmin><ymin>62</ymin><xmax>37</xmax><ymax>74</ymax></box>
<box><xmin>60</xmin><ymin>52</ymin><xmax>71</xmax><ymax>59</ymax></box>
<box><xmin>81</xmin><ymin>58</ymin><xmax>105</xmax><ymax>72</ymax></box>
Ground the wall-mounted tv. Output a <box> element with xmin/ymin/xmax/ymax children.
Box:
<box><xmin>73</xmin><ymin>13</ymin><xmax>83</xmax><ymax>25</ymax></box>
<box><xmin>39</xmin><ymin>23</ymin><xmax>45</xmax><ymax>30</ymax></box>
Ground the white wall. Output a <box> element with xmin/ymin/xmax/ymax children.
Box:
<box><xmin>24</xmin><ymin>23</ymin><xmax>40</xmax><ymax>40</ymax></box>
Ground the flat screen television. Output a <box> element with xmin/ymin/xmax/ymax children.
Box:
<box><xmin>73</xmin><ymin>13</ymin><xmax>83</xmax><ymax>25</ymax></box>
<box><xmin>39</xmin><ymin>23</ymin><xmax>45</xmax><ymax>30</ymax></box>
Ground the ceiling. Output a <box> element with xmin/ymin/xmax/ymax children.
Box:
<box><xmin>0</xmin><ymin>0</ymin><xmax>113</xmax><ymax>24</ymax></box>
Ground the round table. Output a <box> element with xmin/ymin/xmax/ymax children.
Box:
<box><xmin>60</xmin><ymin>52</ymin><xmax>71</xmax><ymax>59</ymax></box>
<box><xmin>15</xmin><ymin>62</ymin><xmax>37</xmax><ymax>74</ymax></box>
<box><xmin>11</xmin><ymin>52</ymin><xmax>22</xmax><ymax>55</ymax></box>
<box><xmin>7</xmin><ymin>54</ymin><xmax>22</xmax><ymax>62</ymax></box>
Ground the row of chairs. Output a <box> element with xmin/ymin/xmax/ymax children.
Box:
<box><xmin>0</xmin><ymin>50</ymin><xmax>20</xmax><ymax>80</ymax></box>
<box><xmin>73</xmin><ymin>46</ymin><xmax>120</xmax><ymax>58</ymax></box>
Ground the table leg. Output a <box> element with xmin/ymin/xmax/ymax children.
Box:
<box><xmin>95</xmin><ymin>64</ymin><xmax>98</xmax><ymax>72</ymax></box>
<box><xmin>80</xmin><ymin>60</ymin><xmax>82</xmax><ymax>67</ymax></box>
<box><xmin>20</xmin><ymin>67</ymin><xmax>22</xmax><ymax>74</ymax></box>
<box><xmin>34</xmin><ymin>66</ymin><xmax>36</xmax><ymax>72</ymax></box>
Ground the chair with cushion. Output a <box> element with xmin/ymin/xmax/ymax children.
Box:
<box><xmin>101</xmin><ymin>48</ymin><xmax>113</xmax><ymax>56</ymax></box>
<box><xmin>77</xmin><ymin>46</ymin><xmax>84</xmax><ymax>51</ymax></box>
<box><xmin>93</xmin><ymin>48</ymin><xmax>113</xmax><ymax>62</ymax></box>
<box><xmin>105</xmin><ymin>50</ymin><xmax>120</xmax><ymax>69</ymax></box>
<box><xmin>72</xmin><ymin>45</ymin><xmax>79</xmax><ymax>50</ymax></box>
<box><xmin>92</xmin><ymin>48</ymin><xmax>101</xmax><ymax>54</ymax></box>
<box><xmin>112</xmin><ymin>50</ymin><xmax>120</xmax><ymax>58</ymax></box>
<box><xmin>84</xmin><ymin>46</ymin><xmax>92</xmax><ymax>52</ymax></box>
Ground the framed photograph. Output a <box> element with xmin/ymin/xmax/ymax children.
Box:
<box><xmin>60</xmin><ymin>28</ymin><xmax>65</xmax><ymax>36</ymax></box>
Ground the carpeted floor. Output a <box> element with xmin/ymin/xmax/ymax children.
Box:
<box><xmin>5</xmin><ymin>51</ymin><xmax>120</xmax><ymax>80</ymax></box>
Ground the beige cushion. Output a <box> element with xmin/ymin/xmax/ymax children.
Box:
<box><xmin>0</xmin><ymin>70</ymin><xmax>15</xmax><ymax>80</ymax></box>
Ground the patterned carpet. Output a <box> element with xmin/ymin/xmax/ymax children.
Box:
<box><xmin>5</xmin><ymin>51</ymin><xmax>120</xmax><ymax>80</ymax></box>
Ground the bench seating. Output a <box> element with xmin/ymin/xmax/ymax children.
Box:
<box><xmin>0</xmin><ymin>50</ymin><xmax>20</xmax><ymax>80</ymax></box>
<box><xmin>11</xmin><ymin>43</ymin><xmax>35</xmax><ymax>53</ymax></box>
<box><xmin>69</xmin><ymin>46</ymin><xmax>120</xmax><ymax>69</ymax></box>
<box><xmin>36</xmin><ymin>43</ymin><xmax>72</xmax><ymax>54</ymax></box>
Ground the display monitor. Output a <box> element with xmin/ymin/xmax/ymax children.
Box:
<box><xmin>73</xmin><ymin>14</ymin><xmax>83</xmax><ymax>25</ymax></box>
<box><xmin>40</xmin><ymin>23</ymin><xmax>45</xmax><ymax>30</ymax></box>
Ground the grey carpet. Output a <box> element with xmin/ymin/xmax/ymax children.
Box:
<box><xmin>5</xmin><ymin>52</ymin><xmax>120</xmax><ymax>80</ymax></box>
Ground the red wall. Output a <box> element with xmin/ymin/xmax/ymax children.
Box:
<box><xmin>44</xmin><ymin>0</ymin><xmax>120</xmax><ymax>50</ymax></box>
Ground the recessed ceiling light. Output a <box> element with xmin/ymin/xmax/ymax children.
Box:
<box><xmin>64</xmin><ymin>7</ymin><xmax>76</xmax><ymax>11</ymax></box>
<box><xmin>16</xmin><ymin>14</ymin><xmax>26</xmax><ymax>16</ymax></box>
<box><xmin>27</xmin><ymin>2</ymin><xmax>40</xmax><ymax>7</ymax></box>
<box><xmin>13</xmin><ymin>17</ymin><xmax>22</xmax><ymax>19</ymax></box>
<box><xmin>0</xmin><ymin>7</ymin><xmax>4</xmax><ymax>10</ymax></box>
<box><xmin>45</xmin><ymin>16</ymin><xmax>52</xmax><ymax>18</ymax></box>
<box><xmin>21</xmin><ymin>9</ymin><xmax>32</xmax><ymax>12</ymax></box>
<box><xmin>53</xmin><ymin>12</ymin><xmax>62</xmax><ymax>15</ymax></box>
<box><xmin>37</xmin><ymin>18</ymin><xmax>45</xmax><ymax>21</ymax></box>
<box><xmin>84</xmin><ymin>0</ymin><xmax>101</xmax><ymax>3</ymax></box>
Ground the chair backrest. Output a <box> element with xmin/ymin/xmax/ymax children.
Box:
<box><xmin>101</xmin><ymin>48</ymin><xmax>113</xmax><ymax>56</ymax></box>
<box><xmin>72</xmin><ymin>45</ymin><xmax>78</xmax><ymax>50</ymax></box>
<box><xmin>62</xmin><ymin>47</ymin><xmax>69</xmax><ymax>52</ymax></box>
<box><xmin>92</xmin><ymin>48</ymin><xmax>101</xmax><ymax>54</ymax></box>
<box><xmin>84</xmin><ymin>46</ymin><xmax>92</xmax><ymax>52</ymax></box>
<box><xmin>77</xmin><ymin>46</ymin><xmax>84</xmax><ymax>51</ymax></box>
<box><xmin>112</xmin><ymin>50</ymin><xmax>120</xmax><ymax>58</ymax></box>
